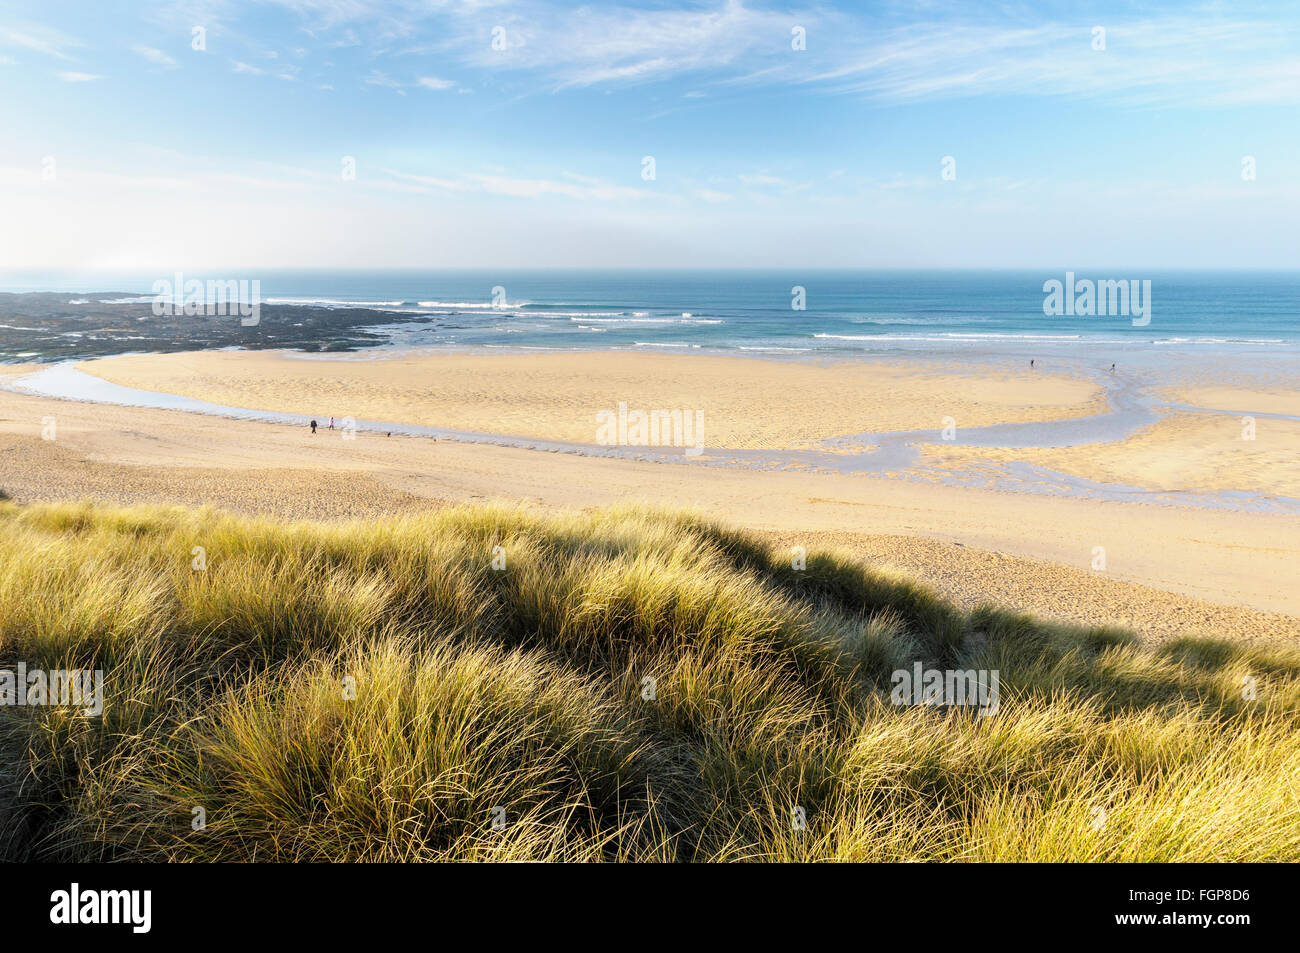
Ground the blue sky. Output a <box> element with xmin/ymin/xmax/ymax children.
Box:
<box><xmin>1</xmin><ymin>0</ymin><xmax>1298</xmax><ymax>269</ymax></box>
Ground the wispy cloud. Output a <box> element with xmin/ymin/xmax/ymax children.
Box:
<box><xmin>465</xmin><ymin>172</ymin><xmax>649</xmax><ymax>201</ymax></box>
<box><xmin>230</xmin><ymin>59</ymin><xmax>264</xmax><ymax>75</ymax></box>
<box><xmin>799</xmin><ymin>17</ymin><xmax>1300</xmax><ymax>107</ymax></box>
<box><xmin>489</xmin><ymin>5</ymin><xmax>1300</xmax><ymax>106</ymax></box>
<box><xmin>1</xmin><ymin>25</ymin><xmax>82</xmax><ymax>60</ymax></box>
<box><xmin>241</xmin><ymin>1</ymin><xmax>1300</xmax><ymax>107</ymax></box>
<box><xmin>364</xmin><ymin>69</ymin><xmax>403</xmax><ymax>88</ymax></box>
<box><xmin>58</xmin><ymin>71</ymin><xmax>102</xmax><ymax>82</ymax></box>
<box><xmin>265</xmin><ymin>0</ymin><xmax>422</xmax><ymax>33</ymax></box>
<box><xmin>133</xmin><ymin>45</ymin><xmax>179</xmax><ymax>68</ymax></box>
<box><xmin>382</xmin><ymin>167</ymin><xmax>650</xmax><ymax>201</ymax></box>
<box><xmin>460</xmin><ymin>1</ymin><xmax>799</xmax><ymax>90</ymax></box>
<box><xmin>696</xmin><ymin>188</ymin><xmax>733</xmax><ymax>203</ymax></box>
<box><xmin>378</xmin><ymin>168</ymin><xmax>471</xmax><ymax>192</ymax></box>
<box><xmin>739</xmin><ymin>172</ymin><xmax>787</xmax><ymax>187</ymax></box>
<box><xmin>0</xmin><ymin>164</ymin><xmax>192</xmax><ymax>190</ymax></box>
<box><xmin>364</xmin><ymin>71</ymin><xmax>457</xmax><ymax>92</ymax></box>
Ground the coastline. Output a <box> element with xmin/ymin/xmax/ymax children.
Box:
<box><xmin>2</xmin><ymin>350</ymin><xmax>1298</xmax><ymax>643</ymax></box>
<box><xmin>74</xmin><ymin>347</ymin><xmax>1109</xmax><ymax>448</ymax></box>
<box><xmin>5</xmin><ymin>346</ymin><xmax>1295</xmax><ymax>509</ymax></box>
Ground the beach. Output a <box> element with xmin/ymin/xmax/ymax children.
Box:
<box><xmin>9</xmin><ymin>0</ymin><xmax>1300</xmax><ymax>874</ymax></box>
<box><xmin>77</xmin><ymin>349</ymin><xmax>1106</xmax><ymax>449</ymax></box>
<box><xmin>2</xmin><ymin>349</ymin><xmax>1298</xmax><ymax>646</ymax></box>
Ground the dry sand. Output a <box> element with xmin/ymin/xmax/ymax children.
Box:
<box><xmin>922</xmin><ymin>412</ymin><xmax>1300</xmax><ymax>499</ymax></box>
<box><xmin>2</xmin><ymin>358</ymin><xmax>1297</xmax><ymax>647</ymax></box>
<box><xmin>1169</xmin><ymin>385</ymin><xmax>1300</xmax><ymax>417</ymax></box>
<box><xmin>81</xmin><ymin>349</ymin><xmax>1105</xmax><ymax>450</ymax></box>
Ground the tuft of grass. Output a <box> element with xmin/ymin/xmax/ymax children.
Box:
<box><xmin>0</xmin><ymin>499</ymin><xmax>1296</xmax><ymax>861</ymax></box>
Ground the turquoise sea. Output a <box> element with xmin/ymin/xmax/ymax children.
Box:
<box><xmin>3</xmin><ymin>269</ymin><xmax>1297</xmax><ymax>359</ymax></box>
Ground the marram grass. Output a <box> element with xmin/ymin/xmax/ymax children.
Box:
<box><xmin>0</xmin><ymin>499</ymin><xmax>1296</xmax><ymax>861</ymax></box>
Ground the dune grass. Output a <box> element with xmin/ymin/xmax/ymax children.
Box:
<box><xmin>0</xmin><ymin>499</ymin><xmax>1296</xmax><ymax>861</ymax></box>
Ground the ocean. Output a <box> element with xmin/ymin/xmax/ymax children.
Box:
<box><xmin>3</xmin><ymin>269</ymin><xmax>1298</xmax><ymax>359</ymax></box>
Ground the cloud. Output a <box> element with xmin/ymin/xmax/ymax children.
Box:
<box><xmin>379</xmin><ymin>168</ymin><xmax>471</xmax><ymax>192</ymax></box>
<box><xmin>474</xmin><ymin>5</ymin><xmax>1300</xmax><ymax>107</ymax></box>
<box><xmin>739</xmin><ymin>172</ymin><xmax>787</xmax><ymax>187</ymax></box>
<box><xmin>133</xmin><ymin>45</ymin><xmax>179</xmax><ymax>68</ymax></box>
<box><xmin>1</xmin><ymin>26</ymin><xmax>82</xmax><ymax>60</ymax></box>
<box><xmin>365</xmin><ymin>71</ymin><xmax>457</xmax><ymax>91</ymax></box>
<box><xmin>364</xmin><ymin>69</ymin><xmax>403</xmax><ymax>88</ymax></box>
<box><xmin>463</xmin><ymin>172</ymin><xmax>649</xmax><ymax>201</ymax></box>
<box><xmin>0</xmin><ymin>164</ymin><xmax>192</xmax><ymax>190</ymax></box>
<box><xmin>253</xmin><ymin>0</ymin><xmax>799</xmax><ymax>92</ymax></box>
<box><xmin>230</xmin><ymin>60</ymin><xmax>264</xmax><ymax>75</ymax></box>
<box><xmin>360</xmin><ymin>70</ymin><xmax>458</xmax><ymax>93</ymax></box>
<box><xmin>461</xmin><ymin>1</ymin><xmax>797</xmax><ymax>90</ymax></box>
<box><xmin>265</xmin><ymin>0</ymin><xmax>411</xmax><ymax>32</ymax></box>
<box><xmin>800</xmin><ymin>16</ymin><xmax>1300</xmax><ymax>107</ymax></box>
<box><xmin>58</xmin><ymin>71</ymin><xmax>102</xmax><ymax>82</ymax></box>
<box><xmin>381</xmin><ymin>167</ymin><xmax>650</xmax><ymax>202</ymax></box>
<box><xmin>156</xmin><ymin>1</ymin><xmax>1300</xmax><ymax>107</ymax></box>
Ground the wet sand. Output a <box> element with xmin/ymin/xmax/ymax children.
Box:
<box><xmin>924</xmin><ymin>412</ymin><xmax>1300</xmax><ymax>500</ymax></box>
<box><xmin>1</xmin><ymin>360</ymin><xmax>1297</xmax><ymax>647</ymax></box>
<box><xmin>77</xmin><ymin>349</ymin><xmax>1106</xmax><ymax>450</ymax></box>
<box><xmin>17</xmin><ymin>349</ymin><xmax>1296</xmax><ymax>509</ymax></box>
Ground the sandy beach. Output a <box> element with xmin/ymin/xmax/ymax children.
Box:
<box><xmin>922</xmin><ymin>411</ymin><xmax>1300</xmax><ymax>499</ymax></box>
<box><xmin>79</xmin><ymin>349</ymin><xmax>1106</xmax><ymax>450</ymax></box>
<box><xmin>2</xmin><ymin>350</ymin><xmax>1298</xmax><ymax>646</ymax></box>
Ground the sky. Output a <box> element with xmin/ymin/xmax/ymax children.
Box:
<box><xmin>1</xmin><ymin>0</ymin><xmax>1298</xmax><ymax>271</ymax></box>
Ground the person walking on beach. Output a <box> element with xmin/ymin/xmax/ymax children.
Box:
<box><xmin>1110</xmin><ymin>363</ymin><xmax>1116</xmax><ymax>373</ymax></box>
<box><xmin>328</xmin><ymin>416</ymin><xmax>335</xmax><ymax>430</ymax></box>
<box><xmin>1030</xmin><ymin>359</ymin><xmax>1035</xmax><ymax>369</ymax></box>
<box><xmin>310</xmin><ymin>419</ymin><xmax>317</xmax><ymax>434</ymax></box>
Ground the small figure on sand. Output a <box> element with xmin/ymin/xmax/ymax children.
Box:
<box><xmin>328</xmin><ymin>417</ymin><xmax>335</xmax><ymax>430</ymax></box>
<box><xmin>310</xmin><ymin>419</ymin><xmax>317</xmax><ymax>434</ymax></box>
<box><xmin>1110</xmin><ymin>363</ymin><xmax>1116</xmax><ymax>373</ymax></box>
<box><xmin>1029</xmin><ymin>359</ymin><xmax>1035</xmax><ymax>369</ymax></box>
